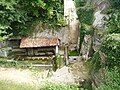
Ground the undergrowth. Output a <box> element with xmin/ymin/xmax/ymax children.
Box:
<box><xmin>0</xmin><ymin>80</ymin><xmax>79</xmax><ymax>90</ymax></box>
<box><xmin>0</xmin><ymin>80</ymin><xmax>36</xmax><ymax>90</ymax></box>
<box><xmin>40</xmin><ymin>82</ymin><xmax>79</xmax><ymax>90</ymax></box>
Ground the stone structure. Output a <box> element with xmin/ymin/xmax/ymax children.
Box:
<box><xmin>64</xmin><ymin>0</ymin><xmax>80</xmax><ymax>50</ymax></box>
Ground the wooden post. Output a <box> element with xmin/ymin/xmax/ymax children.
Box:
<box><xmin>52</xmin><ymin>45</ymin><xmax>59</xmax><ymax>71</ymax></box>
<box><xmin>55</xmin><ymin>45</ymin><xmax>59</xmax><ymax>55</ymax></box>
<box><xmin>64</xmin><ymin>44</ymin><xmax>69</xmax><ymax>65</ymax></box>
<box><xmin>52</xmin><ymin>56</ymin><xmax>58</xmax><ymax>71</ymax></box>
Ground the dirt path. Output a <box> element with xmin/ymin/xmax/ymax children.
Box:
<box><xmin>70</xmin><ymin>60</ymin><xmax>90</xmax><ymax>83</ymax></box>
<box><xmin>0</xmin><ymin>60</ymin><xmax>89</xmax><ymax>86</ymax></box>
<box><xmin>0</xmin><ymin>67</ymin><xmax>47</xmax><ymax>85</ymax></box>
<box><xmin>0</xmin><ymin>66</ymin><xmax>75</xmax><ymax>85</ymax></box>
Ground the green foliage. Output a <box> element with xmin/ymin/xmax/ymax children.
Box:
<box><xmin>75</xmin><ymin>0</ymin><xmax>94</xmax><ymax>25</ymax></box>
<box><xmin>95</xmin><ymin>1</ymin><xmax>120</xmax><ymax>89</ymax></box>
<box><xmin>75</xmin><ymin>0</ymin><xmax>94</xmax><ymax>50</ymax></box>
<box><xmin>40</xmin><ymin>83</ymin><xmax>78</xmax><ymax>90</ymax></box>
<box><xmin>75</xmin><ymin>0</ymin><xmax>86</xmax><ymax>7</ymax></box>
<box><xmin>69</xmin><ymin>50</ymin><xmax>79</xmax><ymax>56</ymax></box>
<box><xmin>106</xmin><ymin>0</ymin><xmax>120</xmax><ymax>34</ymax></box>
<box><xmin>77</xmin><ymin>7</ymin><xmax>94</xmax><ymax>25</ymax></box>
<box><xmin>100</xmin><ymin>34</ymin><xmax>120</xmax><ymax>69</ymax></box>
<box><xmin>0</xmin><ymin>58</ymin><xmax>28</xmax><ymax>68</ymax></box>
<box><xmin>76</xmin><ymin>0</ymin><xmax>120</xmax><ymax>89</ymax></box>
<box><xmin>56</xmin><ymin>55</ymin><xmax>63</xmax><ymax>68</ymax></box>
<box><xmin>85</xmin><ymin>52</ymin><xmax>101</xmax><ymax>73</ymax></box>
<box><xmin>109</xmin><ymin>0</ymin><xmax>120</xmax><ymax>9</ymax></box>
<box><xmin>0</xmin><ymin>80</ymin><xmax>35</xmax><ymax>90</ymax></box>
<box><xmin>107</xmin><ymin>10</ymin><xmax>120</xmax><ymax>33</ymax></box>
<box><xmin>101</xmin><ymin>0</ymin><xmax>120</xmax><ymax>69</ymax></box>
<box><xmin>97</xmin><ymin>67</ymin><xmax>120</xmax><ymax>90</ymax></box>
<box><xmin>0</xmin><ymin>0</ymin><xmax>64</xmax><ymax>40</ymax></box>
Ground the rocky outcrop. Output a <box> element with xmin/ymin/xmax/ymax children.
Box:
<box><xmin>0</xmin><ymin>42</ymin><xmax>9</xmax><ymax>57</ymax></box>
<box><xmin>93</xmin><ymin>10</ymin><xmax>108</xmax><ymax>30</ymax></box>
<box><xmin>92</xmin><ymin>0</ymin><xmax>109</xmax><ymax>52</ymax></box>
<box><xmin>79</xmin><ymin>0</ymin><xmax>110</xmax><ymax>88</ymax></box>
<box><xmin>64</xmin><ymin>0</ymin><xmax>80</xmax><ymax>50</ymax></box>
<box><xmin>80</xmin><ymin>0</ymin><xmax>109</xmax><ymax>59</ymax></box>
<box><xmin>32</xmin><ymin>27</ymin><xmax>69</xmax><ymax>45</ymax></box>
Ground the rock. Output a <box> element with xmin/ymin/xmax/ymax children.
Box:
<box><xmin>50</xmin><ymin>66</ymin><xmax>75</xmax><ymax>84</ymax></box>
<box><xmin>80</xmin><ymin>0</ymin><xmax>110</xmax><ymax>59</ymax></box>
<box><xmin>64</xmin><ymin>0</ymin><xmax>80</xmax><ymax>50</ymax></box>
<box><xmin>0</xmin><ymin>41</ymin><xmax>10</xmax><ymax>57</ymax></box>
<box><xmin>93</xmin><ymin>10</ymin><xmax>108</xmax><ymax>30</ymax></box>
<box><xmin>81</xmin><ymin>35</ymin><xmax>93</xmax><ymax>59</ymax></box>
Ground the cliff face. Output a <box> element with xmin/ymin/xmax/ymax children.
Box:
<box><xmin>80</xmin><ymin>0</ymin><xmax>109</xmax><ymax>59</ymax></box>
<box><xmin>78</xmin><ymin>0</ymin><xmax>110</xmax><ymax>87</ymax></box>
<box><xmin>32</xmin><ymin>27</ymin><xmax>69</xmax><ymax>45</ymax></box>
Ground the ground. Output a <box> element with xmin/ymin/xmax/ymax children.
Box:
<box><xmin>0</xmin><ymin>59</ymin><xmax>89</xmax><ymax>89</ymax></box>
<box><xmin>0</xmin><ymin>66</ymin><xmax>75</xmax><ymax>85</ymax></box>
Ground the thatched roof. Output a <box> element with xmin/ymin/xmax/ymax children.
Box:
<box><xmin>20</xmin><ymin>37</ymin><xmax>60</xmax><ymax>48</ymax></box>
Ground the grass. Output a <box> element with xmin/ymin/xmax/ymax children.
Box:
<box><xmin>0</xmin><ymin>57</ymin><xmax>50</xmax><ymax>68</ymax></box>
<box><xmin>69</xmin><ymin>50</ymin><xmax>79</xmax><ymax>56</ymax></box>
<box><xmin>0</xmin><ymin>80</ymin><xmax>36</xmax><ymax>90</ymax></box>
<box><xmin>0</xmin><ymin>80</ymin><xmax>79</xmax><ymax>90</ymax></box>
<box><xmin>40</xmin><ymin>83</ymin><xmax>79</xmax><ymax>90</ymax></box>
<box><xmin>0</xmin><ymin>58</ymin><xmax>79</xmax><ymax>90</ymax></box>
<box><xmin>0</xmin><ymin>58</ymin><xmax>27</xmax><ymax>68</ymax></box>
<box><xmin>0</xmin><ymin>57</ymin><xmax>53</xmax><ymax>80</ymax></box>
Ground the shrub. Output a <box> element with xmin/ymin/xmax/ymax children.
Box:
<box><xmin>100</xmin><ymin>34</ymin><xmax>120</xmax><ymax>69</ymax></box>
<box><xmin>97</xmin><ymin>67</ymin><xmax>120</xmax><ymax>90</ymax></box>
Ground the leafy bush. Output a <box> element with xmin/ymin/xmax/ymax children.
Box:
<box><xmin>85</xmin><ymin>52</ymin><xmax>101</xmax><ymax>74</ymax></box>
<box><xmin>40</xmin><ymin>83</ymin><xmax>78</xmax><ymax>90</ymax></box>
<box><xmin>109</xmin><ymin>0</ymin><xmax>120</xmax><ymax>9</ymax></box>
<box><xmin>97</xmin><ymin>67</ymin><xmax>120</xmax><ymax>90</ymax></box>
<box><xmin>97</xmin><ymin>34</ymin><xmax>120</xmax><ymax>90</ymax></box>
<box><xmin>0</xmin><ymin>58</ymin><xmax>29</xmax><ymax>68</ymax></box>
<box><xmin>69</xmin><ymin>50</ymin><xmax>79</xmax><ymax>56</ymax></box>
<box><xmin>100</xmin><ymin>34</ymin><xmax>120</xmax><ymax>69</ymax></box>
<box><xmin>107</xmin><ymin>10</ymin><xmax>120</xmax><ymax>34</ymax></box>
<box><xmin>0</xmin><ymin>0</ymin><xmax>64</xmax><ymax>40</ymax></box>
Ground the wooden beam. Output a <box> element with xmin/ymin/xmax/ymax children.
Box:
<box><xmin>26</xmin><ymin>64</ymin><xmax>53</xmax><ymax>67</ymax></box>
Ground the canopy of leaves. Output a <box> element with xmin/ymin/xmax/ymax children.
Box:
<box><xmin>97</xmin><ymin>0</ymin><xmax>120</xmax><ymax>89</ymax></box>
<box><xmin>97</xmin><ymin>67</ymin><xmax>120</xmax><ymax>90</ymax></box>
<box><xmin>75</xmin><ymin>0</ymin><xmax>94</xmax><ymax>49</ymax></box>
<box><xmin>75</xmin><ymin>0</ymin><xmax>94</xmax><ymax>25</ymax></box>
<box><xmin>101</xmin><ymin>34</ymin><xmax>120</xmax><ymax>69</ymax></box>
<box><xmin>0</xmin><ymin>0</ymin><xmax>64</xmax><ymax>39</ymax></box>
<box><xmin>106</xmin><ymin>0</ymin><xmax>120</xmax><ymax>34</ymax></box>
<box><xmin>101</xmin><ymin>0</ymin><xmax>120</xmax><ymax>69</ymax></box>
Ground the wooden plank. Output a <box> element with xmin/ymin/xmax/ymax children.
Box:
<box><xmin>26</xmin><ymin>64</ymin><xmax>53</xmax><ymax>67</ymax></box>
<box><xmin>24</xmin><ymin>56</ymin><xmax>54</xmax><ymax>60</ymax></box>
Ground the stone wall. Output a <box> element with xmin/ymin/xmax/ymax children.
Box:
<box><xmin>0</xmin><ymin>41</ymin><xmax>9</xmax><ymax>57</ymax></box>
